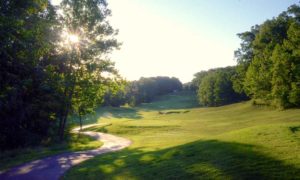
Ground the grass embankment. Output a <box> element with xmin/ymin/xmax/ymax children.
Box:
<box><xmin>0</xmin><ymin>133</ymin><xmax>103</xmax><ymax>172</ymax></box>
<box><xmin>64</xmin><ymin>91</ymin><xmax>300</xmax><ymax>179</ymax></box>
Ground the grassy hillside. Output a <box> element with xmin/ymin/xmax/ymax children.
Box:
<box><xmin>64</xmin><ymin>91</ymin><xmax>300</xmax><ymax>179</ymax></box>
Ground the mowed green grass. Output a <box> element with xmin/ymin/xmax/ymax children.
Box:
<box><xmin>64</xmin><ymin>91</ymin><xmax>300</xmax><ymax>179</ymax></box>
<box><xmin>0</xmin><ymin>133</ymin><xmax>103</xmax><ymax>172</ymax></box>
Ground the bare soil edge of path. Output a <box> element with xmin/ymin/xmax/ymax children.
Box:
<box><xmin>0</xmin><ymin>124</ymin><xmax>132</xmax><ymax>180</ymax></box>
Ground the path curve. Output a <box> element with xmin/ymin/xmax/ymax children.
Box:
<box><xmin>0</xmin><ymin>124</ymin><xmax>132</xmax><ymax>180</ymax></box>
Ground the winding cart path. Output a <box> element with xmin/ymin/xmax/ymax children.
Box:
<box><xmin>0</xmin><ymin>124</ymin><xmax>132</xmax><ymax>180</ymax></box>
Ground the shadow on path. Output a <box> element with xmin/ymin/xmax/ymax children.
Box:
<box><xmin>0</xmin><ymin>127</ymin><xmax>131</xmax><ymax>180</ymax></box>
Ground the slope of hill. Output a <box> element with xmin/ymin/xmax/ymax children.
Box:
<box><xmin>64</xmin><ymin>91</ymin><xmax>300</xmax><ymax>179</ymax></box>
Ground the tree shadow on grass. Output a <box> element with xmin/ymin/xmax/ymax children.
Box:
<box><xmin>65</xmin><ymin>139</ymin><xmax>300</xmax><ymax>179</ymax></box>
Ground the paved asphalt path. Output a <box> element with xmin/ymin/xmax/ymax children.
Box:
<box><xmin>0</xmin><ymin>124</ymin><xmax>132</xmax><ymax>180</ymax></box>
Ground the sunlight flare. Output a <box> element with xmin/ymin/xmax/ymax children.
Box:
<box><xmin>60</xmin><ymin>31</ymin><xmax>81</xmax><ymax>49</ymax></box>
<box><xmin>68</xmin><ymin>34</ymin><xmax>79</xmax><ymax>44</ymax></box>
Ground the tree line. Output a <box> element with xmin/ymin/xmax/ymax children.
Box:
<box><xmin>191</xmin><ymin>67</ymin><xmax>248</xmax><ymax>106</ymax></box>
<box><xmin>0</xmin><ymin>0</ymin><xmax>121</xmax><ymax>150</ymax></box>
<box><xmin>103</xmin><ymin>76</ymin><xmax>183</xmax><ymax>107</ymax></box>
<box><xmin>191</xmin><ymin>3</ymin><xmax>300</xmax><ymax>108</ymax></box>
<box><xmin>234</xmin><ymin>4</ymin><xmax>300</xmax><ymax>108</ymax></box>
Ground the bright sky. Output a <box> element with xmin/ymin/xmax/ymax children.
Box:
<box><xmin>51</xmin><ymin>0</ymin><xmax>298</xmax><ymax>83</ymax></box>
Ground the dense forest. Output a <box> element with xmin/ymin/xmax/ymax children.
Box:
<box><xmin>0</xmin><ymin>0</ymin><xmax>121</xmax><ymax>149</ymax></box>
<box><xmin>191</xmin><ymin>4</ymin><xmax>300</xmax><ymax>108</ymax></box>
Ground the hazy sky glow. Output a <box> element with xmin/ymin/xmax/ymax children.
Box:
<box><xmin>51</xmin><ymin>0</ymin><xmax>299</xmax><ymax>83</ymax></box>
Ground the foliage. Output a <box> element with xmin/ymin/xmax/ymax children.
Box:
<box><xmin>191</xmin><ymin>70</ymin><xmax>210</xmax><ymax>91</ymax></box>
<box><xmin>102</xmin><ymin>78</ymin><xmax>128</xmax><ymax>107</ymax></box>
<box><xmin>193</xmin><ymin>67</ymin><xmax>247</xmax><ymax>106</ymax></box>
<box><xmin>190</xmin><ymin>4</ymin><xmax>300</xmax><ymax>109</ymax></box>
<box><xmin>0</xmin><ymin>0</ymin><xmax>62</xmax><ymax>149</ymax></box>
<box><xmin>126</xmin><ymin>76</ymin><xmax>183</xmax><ymax>106</ymax></box>
<box><xmin>232</xmin><ymin>25</ymin><xmax>259</xmax><ymax>94</ymax></box>
<box><xmin>0</xmin><ymin>0</ymin><xmax>120</xmax><ymax>149</ymax></box>
<box><xmin>56</xmin><ymin>0</ymin><xmax>120</xmax><ymax>139</ymax></box>
<box><xmin>234</xmin><ymin>3</ymin><xmax>300</xmax><ymax>108</ymax></box>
